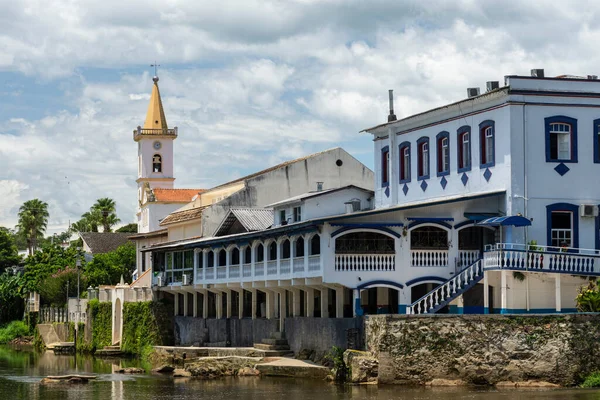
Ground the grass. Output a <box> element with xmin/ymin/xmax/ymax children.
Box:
<box><xmin>581</xmin><ymin>372</ymin><xmax>600</xmax><ymax>388</ymax></box>
<box><xmin>0</xmin><ymin>321</ymin><xmax>30</xmax><ymax>344</ymax></box>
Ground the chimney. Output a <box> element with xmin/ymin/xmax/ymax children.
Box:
<box><xmin>467</xmin><ymin>87</ymin><xmax>480</xmax><ymax>98</ymax></box>
<box><xmin>531</xmin><ymin>69</ymin><xmax>545</xmax><ymax>78</ymax></box>
<box><xmin>344</xmin><ymin>202</ymin><xmax>354</xmax><ymax>214</ymax></box>
<box><xmin>486</xmin><ymin>81</ymin><xmax>500</xmax><ymax>92</ymax></box>
<box><xmin>316</xmin><ymin>182</ymin><xmax>323</xmax><ymax>191</ymax></box>
<box><xmin>588</xmin><ymin>75</ymin><xmax>598</xmax><ymax>80</ymax></box>
<box><xmin>387</xmin><ymin>89</ymin><xmax>397</xmax><ymax>122</ymax></box>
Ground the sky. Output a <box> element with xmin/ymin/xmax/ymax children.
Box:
<box><xmin>2</xmin><ymin>0</ymin><xmax>600</xmax><ymax>235</ymax></box>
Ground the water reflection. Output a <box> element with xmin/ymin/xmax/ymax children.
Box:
<box><xmin>2</xmin><ymin>345</ymin><xmax>600</xmax><ymax>400</ymax></box>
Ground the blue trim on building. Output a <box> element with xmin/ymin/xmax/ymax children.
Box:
<box><xmin>354</xmin><ymin>298</ymin><xmax>364</xmax><ymax>316</ymax></box>
<box><xmin>407</xmin><ymin>219</ymin><xmax>453</xmax><ymax>230</ymax></box>
<box><xmin>453</xmin><ymin>220</ymin><xmax>475</xmax><ymax>229</ymax></box>
<box><xmin>398</xmin><ymin>141</ymin><xmax>411</xmax><ymax>184</ymax></box>
<box><xmin>417</xmin><ymin>136</ymin><xmax>430</xmax><ymax>181</ymax></box>
<box><xmin>544</xmin><ymin>115</ymin><xmax>578</xmax><ymax>163</ymax></box>
<box><xmin>596</xmin><ymin>205</ymin><xmax>600</xmax><ymax>251</ymax></box>
<box><xmin>405</xmin><ymin>276</ymin><xmax>447</xmax><ymax>287</ymax></box>
<box><xmin>500</xmin><ymin>308</ymin><xmax>578</xmax><ymax>314</ymax></box>
<box><xmin>546</xmin><ymin>203</ymin><xmax>580</xmax><ymax>249</ymax></box>
<box><xmin>381</xmin><ymin>145</ymin><xmax>389</xmax><ymax>187</ymax></box>
<box><xmin>457</xmin><ymin>125</ymin><xmax>472</xmax><ymax>173</ymax></box>
<box><xmin>397</xmin><ymin>305</ymin><xmax>407</xmax><ymax>314</ymax></box>
<box><xmin>436</xmin><ymin>131</ymin><xmax>450</xmax><ymax>177</ymax></box>
<box><xmin>595</xmin><ymin>119</ymin><xmax>600</xmax><ymax>164</ymax></box>
<box><xmin>479</xmin><ymin>120</ymin><xmax>496</xmax><ymax>168</ymax></box>
<box><xmin>448</xmin><ymin>305</ymin><xmax>458</xmax><ymax>314</ymax></box>
<box><xmin>331</xmin><ymin>226</ymin><xmax>401</xmax><ymax>239</ymax></box>
<box><xmin>356</xmin><ymin>280</ymin><xmax>404</xmax><ymax>290</ymax></box>
<box><xmin>331</xmin><ymin>222</ymin><xmax>404</xmax><ymax>228</ymax></box>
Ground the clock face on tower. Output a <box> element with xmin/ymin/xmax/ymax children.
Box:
<box><xmin>153</xmin><ymin>141</ymin><xmax>162</xmax><ymax>150</ymax></box>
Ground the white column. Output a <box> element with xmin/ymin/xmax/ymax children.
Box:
<box><xmin>174</xmin><ymin>292</ymin><xmax>179</xmax><ymax>316</ymax></box>
<box><xmin>183</xmin><ymin>292</ymin><xmax>189</xmax><ymax>316</ymax></box>
<box><xmin>216</xmin><ymin>292</ymin><xmax>223</xmax><ymax>319</ymax></box>
<box><xmin>320</xmin><ymin>288</ymin><xmax>329</xmax><ymax>318</ymax></box>
<box><xmin>251</xmin><ymin>289</ymin><xmax>257</xmax><ymax>320</ymax></box>
<box><xmin>336</xmin><ymin>287</ymin><xmax>344</xmax><ymax>318</ymax></box>
<box><xmin>304</xmin><ymin>236</ymin><xmax>309</xmax><ymax>271</ymax></box>
<box><xmin>238</xmin><ymin>290</ymin><xmax>244</xmax><ymax>319</ymax></box>
<box><xmin>276</xmin><ymin>240</ymin><xmax>281</xmax><ymax>275</ymax></box>
<box><xmin>226</xmin><ymin>249</ymin><xmax>231</xmax><ymax>278</ymax></box>
<box><xmin>292</xmin><ymin>289</ymin><xmax>301</xmax><ymax>317</ymax></box>
<box><xmin>306</xmin><ymin>288</ymin><xmax>314</xmax><ymax>317</ymax></box>
<box><xmin>483</xmin><ymin>272</ymin><xmax>489</xmax><ymax>314</ymax></box>
<box><xmin>279</xmin><ymin>290</ymin><xmax>287</xmax><ymax>331</ymax></box>
<box><xmin>353</xmin><ymin>289</ymin><xmax>362</xmax><ymax>317</ymax></box>
<box><xmin>193</xmin><ymin>292</ymin><xmax>198</xmax><ymax>317</ymax></box>
<box><xmin>226</xmin><ymin>290</ymin><xmax>232</xmax><ymax>319</ymax></box>
<box><xmin>202</xmin><ymin>292</ymin><xmax>208</xmax><ymax>319</ymax></box>
<box><xmin>193</xmin><ymin>251</ymin><xmax>199</xmax><ymax>285</ymax></box>
<box><xmin>202</xmin><ymin>251</ymin><xmax>208</xmax><ymax>281</ymax></box>
<box><xmin>500</xmin><ymin>270</ymin><xmax>508</xmax><ymax>314</ymax></box>
<box><xmin>266</xmin><ymin>291</ymin><xmax>275</xmax><ymax>319</ymax></box>
<box><xmin>555</xmin><ymin>273</ymin><xmax>562</xmax><ymax>312</ymax></box>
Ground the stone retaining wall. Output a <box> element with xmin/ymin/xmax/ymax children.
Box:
<box><xmin>365</xmin><ymin>314</ymin><xmax>600</xmax><ymax>386</ymax></box>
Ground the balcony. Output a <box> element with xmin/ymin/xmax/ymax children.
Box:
<box><xmin>484</xmin><ymin>243</ymin><xmax>600</xmax><ymax>276</ymax></box>
<box><xmin>133</xmin><ymin>127</ymin><xmax>177</xmax><ymax>141</ymax></box>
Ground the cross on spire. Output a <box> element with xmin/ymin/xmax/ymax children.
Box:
<box><xmin>150</xmin><ymin>62</ymin><xmax>160</xmax><ymax>78</ymax></box>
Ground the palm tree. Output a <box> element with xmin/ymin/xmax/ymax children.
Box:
<box><xmin>17</xmin><ymin>199</ymin><xmax>49</xmax><ymax>256</ymax></box>
<box><xmin>79</xmin><ymin>211</ymin><xmax>100</xmax><ymax>232</ymax></box>
<box><xmin>92</xmin><ymin>198</ymin><xmax>120</xmax><ymax>232</ymax></box>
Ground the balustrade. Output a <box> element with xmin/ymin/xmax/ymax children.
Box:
<box><xmin>334</xmin><ymin>253</ymin><xmax>394</xmax><ymax>271</ymax></box>
<box><xmin>280</xmin><ymin>259</ymin><xmax>291</xmax><ymax>275</ymax></box>
<box><xmin>267</xmin><ymin>260</ymin><xmax>278</xmax><ymax>276</ymax></box>
<box><xmin>458</xmin><ymin>250</ymin><xmax>481</xmax><ymax>268</ymax></box>
<box><xmin>229</xmin><ymin>265</ymin><xmax>240</xmax><ymax>279</ymax></box>
<box><xmin>242</xmin><ymin>263</ymin><xmax>252</xmax><ymax>278</ymax></box>
<box><xmin>308</xmin><ymin>255</ymin><xmax>321</xmax><ymax>271</ymax></box>
<box><xmin>205</xmin><ymin>267</ymin><xmax>215</xmax><ymax>280</ymax></box>
<box><xmin>255</xmin><ymin>263</ymin><xmax>265</xmax><ymax>277</ymax></box>
<box><xmin>293</xmin><ymin>257</ymin><xmax>304</xmax><ymax>273</ymax></box>
<box><xmin>216</xmin><ymin>266</ymin><xmax>227</xmax><ymax>280</ymax></box>
<box><xmin>411</xmin><ymin>250</ymin><xmax>448</xmax><ymax>267</ymax></box>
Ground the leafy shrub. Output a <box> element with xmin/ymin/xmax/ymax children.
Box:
<box><xmin>324</xmin><ymin>346</ymin><xmax>347</xmax><ymax>381</ymax></box>
<box><xmin>0</xmin><ymin>321</ymin><xmax>29</xmax><ymax>344</ymax></box>
<box><xmin>581</xmin><ymin>371</ymin><xmax>600</xmax><ymax>388</ymax></box>
<box><xmin>576</xmin><ymin>281</ymin><xmax>600</xmax><ymax>312</ymax></box>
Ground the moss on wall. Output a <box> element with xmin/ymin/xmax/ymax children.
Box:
<box><xmin>88</xmin><ymin>299</ymin><xmax>112</xmax><ymax>351</ymax></box>
<box><xmin>121</xmin><ymin>301</ymin><xmax>173</xmax><ymax>355</ymax></box>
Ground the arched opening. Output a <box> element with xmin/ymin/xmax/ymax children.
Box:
<box><xmin>255</xmin><ymin>243</ymin><xmax>264</xmax><ymax>262</ymax></box>
<box><xmin>113</xmin><ymin>298</ymin><xmax>122</xmax><ymax>345</ymax></box>
<box><xmin>359</xmin><ymin>286</ymin><xmax>399</xmax><ymax>315</ymax></box>
<box><xmin>231</xmin><ymin>247</ymin><xmax>240</xmax><ymax>265</ymax></box>
<box><xmin>152</xmin><ymin>154</ymin><xmax>162</xmax><ymax>173</ymax></box>
<box><xmin>310</xmin><ymin>234</ymin><xmax>321</xmax><ymax>255</ymax></box>
<box><xmin>218</xmin><ymin>249</ymin><xmax>227</xmax><ymax>267</ymax></box>
<box><xmin>244</xmin><ymin>246</ymin><xmax>252</xmax><ymax>264</ymax></box>
<box><xmin>458</xmin><ymin>226</ymin><xmax>496</xmax><ymax>268</ymax></box>
<box><xmin>334</xmin><ymin>231</ymin><xmax>395</xmax><ymax>271</ymax></box>
<box><xmin>294</xmin><ymin>237</ymin><xmax>305</xmax><ymax>258</ymax></box>
<box><xmin>281</xmin><ymin>239</ymin><xmax>291</xmax><ymax>259</ymax></box>
<box><xmin>268</xmin><ymin>242</ymin><xmax>277</xmax><ymax>261</ymax></box>
<box><xmin>410</xmin><ymin>226</ymin><xmax>449</xmax><ymax>268</ymax></box>
<box><xmin>207</xmin><ymin>251</ymin><xmax>215</xmax><ymax>267</ymax></box>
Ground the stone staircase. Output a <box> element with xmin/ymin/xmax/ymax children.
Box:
<box><xmin>96</xmin><ymin>343</ymin><xmax>124</xmax><ymax>357</ymax></box>
<box><xmin>253</xmin><ymin>331</ymin><xmax>293</xmax><ymax>357</ymax></box>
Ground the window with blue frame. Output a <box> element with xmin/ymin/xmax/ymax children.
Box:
<box><xmin>479</xmin><ymin>120</ymin><xmax>495</xmax><ymax>167</ymax></box>
<box><xmin>546</xmin><ymin>203</ymin><xmax>579</xmax><ymax>249</ymax></box>
<box><xmin>545</xmin><ymin>116</ymin><xmax>578</xmax><ymax>163</ymax></box>
<box><xmin>457</xmin><ymin>126</ymin><xmax>471</xmax><ymax>172</ymax></box>
<box><xmin>436</xmin><ymin>131</ymin><xmax>450</xmax><ymax>176</ymax></box>
<box><xmin>381</xmin><ymin>145</ymin><xmax>389</xmax><ymax>187</ymax></box>
<box><xmin>417</xmin><ymin>137</ymin><xmax>430</xmax><ymax>180</ymax></box>
<box><xmin>399</xmin><ymin>141</ymin><xmax>411</xmax><ymax>183</ymax></box>
<box><xmin>594</xmin><ymin>119</ymin><xmax>600</xmax><ymax>164</ymax></box>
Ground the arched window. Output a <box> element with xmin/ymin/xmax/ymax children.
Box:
<box><xmin>335</xmin><ymin>232</ymin><xmax>394</xmax><ymax>254</ymax></box>
<box><xmin>436</xmin><ymin>131</ymin><xmax>450</xmax><ymax>176</ymax></box>
<box><xmin>244</xmin><ymin>246</ymin><xmax>252</xmax><ymax>264</ymax></box>
<box><xmin>417</xmin><ymin>137</ymin><xmax>429</xmax><ymax>180</ymax></box>
<box><xmin>268</xmin><ymin>242</ymin><xmax>277</xmax><ymax>261</ymax></box>
<box><xmin>410</xmin><ymin>226</ymin><xmax>448</xmax><ymax>250</ymax></box>
<box><xmin>255</xmin><ymin>243</ymin><xmax>264</xmax><ymax>262</ymax></box>
<box><xmin>545</xmin><ymin>116</ymin><xmax>578</xmax><ymax>163</ymax></box>
<box><xmin>218</xmin><ymin>249</ymin><xmax>227</xmax><ymax>266</ymax></box>
<box><xmin>399</xmin><ymin>141</ymin><xmax>411</xmax><ymax>183</ymax></box>
<box><xmin>479</xmin><ymin>120</ymin><xmax>495</xmax><ymax>167</ymax></box>
<box><xmin>281</xmin><ymin>239</ymin><xmax>291</xmax><ymax>259</ymax></box>
<box><xmin>231</xmin><ymin>247</ymin><xmax>240</xmax><ymax>265</ymax></box>
<box><xmin>310</xmin><ymin>234</ymin><xmax>321</xmax><ymax>255</ymax></box>
<box><xmin>207</xmin><ymin>251</ymin><xmax>214</xmax><ymax>267</ymax></box>
<box><xmin>152</xmin><ymin>154</ymin><xmax>162</xmax><ymax>172</ymax></box>
<box><xmin>457</xmin><ymin>126</ymin><xmax>471</xmax><ymax>172</ymax></box>
<box><xmin>295</xmin><ymin>237</ymin><xmax>305</xmax><ymax>257</ymax></box>
<box><xmin>381</xmin><ymin>145</ymin><xmax>390</xmax><ymax>187</ymax></box>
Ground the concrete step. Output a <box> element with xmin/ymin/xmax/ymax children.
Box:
<box><xmin>254</xmin><ymin>343</ymin><xmax>290</xmax><ymax>351</ymax></box>
<box><xmin>256</xmin><ymin>358</ymin><xmax>329</xmax><ymax>379</ymax></box>
<box><xmin>271</xmin><ymin>331</ymin><xmax>285</xmax><ymax>340</ymax></box>
<box><xmin>205</xmin><ymin>342</ymin><xmax>228</xmax><ymax>347</ymax></box>
<box><xmin>261</xmin><ymin>338</ymin><xmax>289</xmax><ymax>346</ymax></box>
<box><xmin>103</xmin><ymin>346</ymin><xmax>120</xmax><ymax>350</ymax></box>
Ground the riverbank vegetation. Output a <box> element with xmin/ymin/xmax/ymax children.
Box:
<box><xmin>0</xmin><ymin>321</ymin><xmax>30</xmax><ymax>344</ymax></box>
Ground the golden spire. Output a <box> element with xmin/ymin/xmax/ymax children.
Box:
<box><xmin>143</xmin><ymin>76</ymin><xmax>168</xmax><ymax>130</ymax></box>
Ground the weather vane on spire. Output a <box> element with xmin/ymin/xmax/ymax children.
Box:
<box><xmin>150</xmin><ymin>61</ymin><xmax>160</xmax><ymax>82</ymax></box>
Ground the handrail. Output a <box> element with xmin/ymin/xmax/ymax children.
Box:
<box><xmin>485</xmin><ymin>243</ymin><xmax>600</xmax><ymax>257</ymax></box>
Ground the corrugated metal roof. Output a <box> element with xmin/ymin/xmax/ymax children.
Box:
<box><xmin>215</xmin><ymin>208</ymin><xmax>273</xmax><ymax>236</ymax></box>
<box><xmin>265</xmin><ymin>185</ymin><xmax>373</xmax><ymax>208</ymax></box>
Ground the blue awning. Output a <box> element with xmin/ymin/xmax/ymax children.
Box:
<box><xmin>477</xmin><ymin>216</ymin><xmax>532</xmax><ymax>227</ymax></box>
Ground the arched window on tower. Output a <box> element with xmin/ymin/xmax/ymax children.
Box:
<box><xmin>153</xmin><ymin>154</ymin><xmax>162</xmax><ymax>173</ymax></box>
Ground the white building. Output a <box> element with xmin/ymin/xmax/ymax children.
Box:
<box><xmin>149</xmin><ymin>69</ymin><xmax>600</xmax><ymax>319</ymax></box>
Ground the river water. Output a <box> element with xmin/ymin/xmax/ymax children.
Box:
<box><xmin>1</xmin><ymin>345</ymin><xmax>600</xmax><ymax>400</ymax></box>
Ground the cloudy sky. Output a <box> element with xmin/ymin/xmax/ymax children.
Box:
<box><xmin>1</xmin><ymin>0</ymin><xmax>599</xmax><ymax>234</ymax></box>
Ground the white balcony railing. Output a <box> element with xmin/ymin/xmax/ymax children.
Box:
<box><xmin>267</xmin><ymin>260</ymin><xmax>278</xmax><ymax>276</ymax></box>
<box><xmin>293</xmin><ymin>257</ymin><xmax>304</xmax><ymax>273</ymax></box>
<box><xmin>255</xmin><ymin>263</ymin><xmax>265</xmax><ymax>276</ymax></box>
<box><xmin>458</xmin><ymin>250</ymin><xmax>481</xmax><ymax>268</ymax></box>
<box><xmin>411</xmin><ymin>250</ymin><xmax>449</xmax><ymax>267</ymax></box>
<box><xmin>242</xmin><ymin>263</ymin><xmax>252</xmax><ymax>278</ymax></box>
<box><xmin>217</xmin><ymin>266</ymin><xmax>227</xmax><ymax>280</ymax></box>
<box><xmin>205</xmin><ymin>267</ymin><xmax>215</xmax><ymax>280</ymax></box>
<box><xmin>280</xmin><ymin>259</ymin><xmax>291</xmax><ymax>275</ymax></box>
<box><xmin>334</xmin><ymin>253</ymin><xmax>395</xmax><ymax>271</ymax></box>
<box><xmin>229</xmin><ymin>265</ymin><xmax>240</xmax><ymax>279</ymax></box>
<box><xmin>308</xmin><ymin>255</ymin><xmax>321</xmax><ymax>271</ymax></box>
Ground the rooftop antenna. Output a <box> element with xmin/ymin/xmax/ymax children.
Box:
<box><xmin>150</xmin><ymin>61</ymin><xmax>160</xmax><ymax>82</ymax></box>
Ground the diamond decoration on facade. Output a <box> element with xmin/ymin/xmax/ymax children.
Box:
<box><xmin>483</xmin><ymin>168</ymin><xmax>492</xmax><ymax>182</ymax></box>
<box><xmin>440</xmin><ymin>176</ymin><xmax>448</xmax><ymax>190</ymax></box>
<box><xmin>384</xmin><ymin>186</ymin><xmax>390</xmax><ymax>197</ymax></box>
<box><xmin>402</xmin><ymin>184</ymin><xmax>409</xmax><ymax>196</ymax></box>
<box><xmin>554</xmin><ymin>163</ymin><xmax>570</xmax><ymax>176</ymax></box>
<box><xmin>420</xmin><ymin>180</ymin><xmax>428</xmax><ymax>192</ymax></box>
<box><xmin>461</xmin><ymin>173</ymin><xmax>469</xmax><ymax>186</ymax></box>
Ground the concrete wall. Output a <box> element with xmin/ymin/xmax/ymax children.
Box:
<box><xmin>366</xmin><ymin>313</ymin><xmax>600</xmax><ymax>386</ymax></box>
<box><xmin>284</xmin><ymin>317</ymin><xmax>364</xmax><ymax>354</ymax></box>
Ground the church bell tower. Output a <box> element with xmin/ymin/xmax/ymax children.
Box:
<box><xmin>134</xmin><ymin>75</ymin><xmax>177</xmax><ymax>207</ymax></box>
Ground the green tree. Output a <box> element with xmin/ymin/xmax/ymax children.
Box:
<box><xmin>22</xmin><ymin>243</ymin><xmax>81</xmax><ymax>299</ymax></box>
<box><xmin>39</xmin><ymin>266</ymin><xmax>87</xmax><ymax>307</ymax></box>
<box><xmin>16</xmin><ymin>199</ymin><xmax>49</xmax><ymax>256</ymax></box>
<box><xmin>116</xmin><ymin>223</ymin><xmax>138</xmax><ymax>233</ymax></box>
<box><xmin>0</xmin><ymin>228</ymin><xmax>21</xmax><ymax>273</ymax></box>
<box><xmin>92</xmin><ymin>198</ymin><xmax>121</xmax><ymax>233</ymax></box>
<box><xmin>84</xmin><ymin>243</ymin><xmax>135</xmax><ymax>287</ymax></box>
<box><xmin>78</xmin><ymin>210</ymin><xmax>101</xmax><ymax>233</ymax></box>
<box><xmin>0</xmin><ymin>272</ymin><xmax>25</xmax><ymax>324</ymax></box>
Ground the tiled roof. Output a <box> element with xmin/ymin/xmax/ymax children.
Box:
<box><xmin>153</xmin><ymin>188</ymin><xmax>204</xmax><ymax>203</ymax></box>
<box><xmin>80</xmin><ymin>232</ymin><xmax>132</xmax><ymax>254</ymax></box>
<box><xmin>266</xmin><ymin>185</ymin><xmax>374</xmax><ymax>208</ymax></box>
<box><xmin>159</xmin><ymin>206</ymin><xmax>206</xmax><ymax>226</ymax></box>
<box><xmin>128</xmin><ymin>229</ymin><xmax>168</xmax><ymax>240</ymax></box>
<box><xmin>215</xmin><ymin>208</ymin><xmax>273</xmax><ymax>236</ymax></box>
